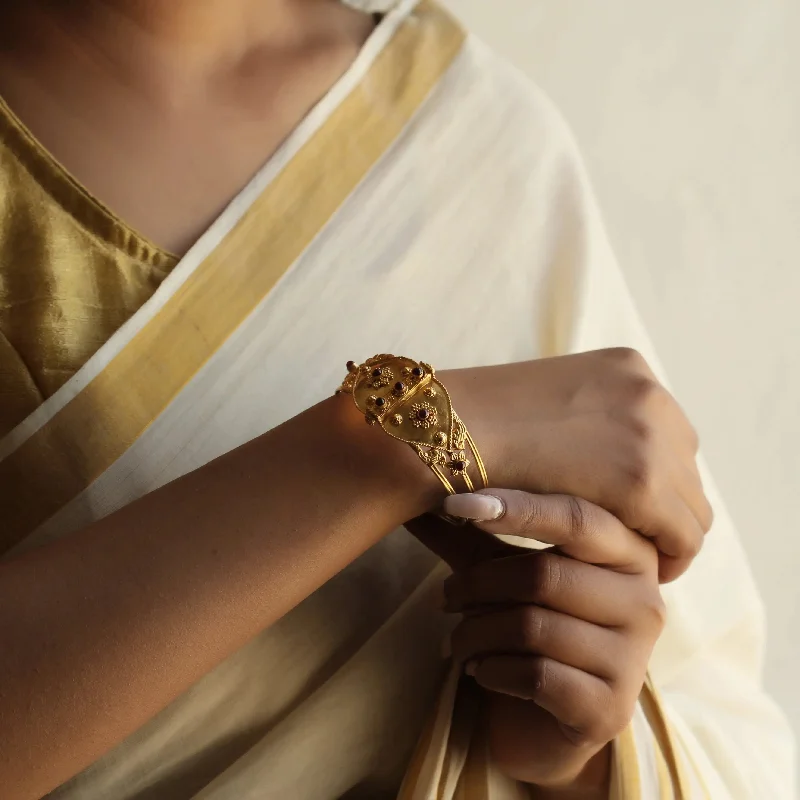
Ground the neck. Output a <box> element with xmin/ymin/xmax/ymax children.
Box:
<box><xmin>2</xmin><ymin>0</ymin><xmax>365</xmax><ymax>102</ymax></box>
<box><xmin>73</xmin><ymin>0</ymin><xmax>315</xmax><ymax>63</ymax></box>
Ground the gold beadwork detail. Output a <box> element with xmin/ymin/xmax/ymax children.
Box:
<box><xmin>336</xmin><ymin>355</ymin><xmax>488</xmax><ymax>509</ymax></box>
<box><xmin>370</xmin><ymin>366</ymin><xmax>394</xmax><ymax>388</ymax></box>
<box><xmin>449</xmin><ymin>456</ymin><xmax>470</xmax><ymax>477</ymax></box>
<box><xmin>415</xmin><ymin>445</ymin><xmax>447</xmax><ymax>467</ymax></box>
<box><xmin>411</xmin><ymin>402</ymin><xmax>437</xmax><ymax>429</ymax></box>
<box><xmin>452</xmin><ymin>415</ymin><xmax>467</xmax><ymax>450</ymax></box>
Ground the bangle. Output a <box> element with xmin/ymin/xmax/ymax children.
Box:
<box><xmin>336</xmin><ymin>354</ymin><xmax>488</xmax><ymax>497</ymax></box>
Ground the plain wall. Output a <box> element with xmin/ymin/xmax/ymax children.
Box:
<box><xmin>443</xmin><ymin>0</ymin><xmax>800</xmax><ymax>755</ymax></box>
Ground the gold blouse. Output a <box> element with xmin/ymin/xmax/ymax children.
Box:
<box><xmin>0</xmin><ymin>95</ymin><xmax>178</xmax><ymax>439</ymax></box>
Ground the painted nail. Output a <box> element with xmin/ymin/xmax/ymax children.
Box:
<box><xmin>443</xmin><ymin>493</ymin><xmax>505</xmax><ymax>521</ymax></box>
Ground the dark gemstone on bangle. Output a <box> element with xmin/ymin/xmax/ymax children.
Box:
<box><xmin>394</xmin><ymin>381</ymin><xmax>406</xmax><ymax>393</ymax></box>
<box><xmin>375</xmin><ymin>397</ymin><xmax>386</xmax><ymax>407</ymax></box>
<box><xmin>417</xmin><ymin>407</ymin><xmax>429</xmax><ymax>419</ymax></box>
<box><xmin>411</xmin><ymin>367</ymin><xmax>424</xmax><ymax>378</ymax></box>
<box><xmin>452</xmin><ymin>460</ymin><xmax>466</xmax><ymax>471</ymax></box>
<box><xmin>372</xmin><ymin>368</ymin><xmax>382</xmax><ymax>377</ymax></box>
<box><xmin>346</xmin><ymin>360</ymin><xmax>357</xmax><ymax>372</ymax></box>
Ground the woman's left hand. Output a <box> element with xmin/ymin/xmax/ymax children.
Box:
<box><xmin>408</xmin><ymin>489</ymin><xmax>672</xmax><ymax>794</ymax></box>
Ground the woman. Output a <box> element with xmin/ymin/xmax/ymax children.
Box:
<box><xmin>0</xmin><ymin>0</ymin><xmax>792</xmax><ymax>798</ymax></box>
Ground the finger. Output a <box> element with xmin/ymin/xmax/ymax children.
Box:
<box><xmin>445</xmin><ymin>551</ymin><xmax>660</xmax><ymax>628</ymax></box>
<box><xmin>404</xmin><ymin>513</ymin><xmax>523</xmax><ymax>572</ymax></box>
<box><xmin>599</xmin><ymin>436</ymin><xmax>709</xmax><ymax>576</ymax></box>
<box><xmin>653</xmin><ymin>459</ymin><xmax>712</xmax><ymax>583</ymax></box>
<box><xmin>451</xmin><ymin>606</ymin><xmax>624</xmax><ymax>681</ymax></box>
<box><xmin>642</xmin><ymin>484</ymin><xmax>704</xmax><ymax>583</ymax></box>
<box><xmin>472</xmin><ymin>656</ymin><xmax>629</xmax><ymax>746</ymax></box>
<box><xmin>443</xmin><ymin>490</ymin><xmax>656</xmax><ymax>575</ymax></box>
<box><xmin>674</xmin><ymin>459</ymin><xmax>714</xmax><ymax>534</ymax></box>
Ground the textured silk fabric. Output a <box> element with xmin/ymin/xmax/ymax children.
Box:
<box><xmin>0</xmin><ymin>95</ymin><xmax>177</xmax><ymax>439</ymax></box>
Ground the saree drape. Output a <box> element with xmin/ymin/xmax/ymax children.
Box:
<box><xmin>0</xmin><ymin>1</ymin><xmax>793</xmax><ymax>797</ymax></box>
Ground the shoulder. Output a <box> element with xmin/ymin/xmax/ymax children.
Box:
<box><xmin>429</xmin><ymin>31</ymin><xmax>582</xmax><ymax>167</ymax></box>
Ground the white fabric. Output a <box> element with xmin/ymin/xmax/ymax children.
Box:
<box><xmin>17</xmin><ymin>16</ymin><xmax>794</xmax><ymax>800</ymax></box>
<box><xmin>0</xmin><ymin>0</ymin><xmax>419</xmax><ymax>463</ymax></box>
<box><xmin>444</xmin><ymin>1</ymin><xmax>800</xmax><ymax>769</ymax></box>
<box><xmin>341</xmin><ymin>0</ymin><xmax>400</xmax><ymax>13</ymax></box>
<box><xmin>630</xmin><ymin>704</ymin><xmax>661</xmax><ymax>797</ymax></box>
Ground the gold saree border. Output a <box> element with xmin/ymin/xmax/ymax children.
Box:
<box><xmin>611</xmin><ymin>722</ymin><xmax>643</xmax><ymax>800</ymax></box>
<box><xmin>0</xmin><ymin>0</ymin><xmax>466</xmax><ymax>553</ymax></box>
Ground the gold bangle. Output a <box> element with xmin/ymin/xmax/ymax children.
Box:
<box><xmin>336</xmin><ymin>354</ymin><xmax>488</xmax><ymax>498</ymax></box>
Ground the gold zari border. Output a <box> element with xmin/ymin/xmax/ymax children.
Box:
<box><xmin>0</xmin><ymin>1</ymin><xmax>467</xmax><ymax>552</ymax></box>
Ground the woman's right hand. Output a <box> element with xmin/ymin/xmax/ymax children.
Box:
<box><xmin>442</xmin><ymin>348</ymin><xmax>712</xmax><ymax>581</ymax></box>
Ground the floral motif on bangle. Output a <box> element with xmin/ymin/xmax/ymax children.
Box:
<box><xmin>424</xmin><ymin>386</ymin><xmax>437</xmax><ymax>398</ymax></box>
<box><xmin>411</xmin><ymin>402</ymin><xmax>437</xmax><ymax>429</ymax></box>
<box><xmin>415</xmin><ymin>445</ymin><xmax>447</xmax><ymax>466</ymax></box>
<box><xmin>337</xmin><ymin>371</ymin><xmax>357</xmax><ymax>395</ymax></box>
<box><xmin>451</xmin><ymin>415</ymin><xmax>467</xmax><ymax>449</ymax></box>
<box><xmin>369</xmin><ymin>366</ymin><xmax>394</xmax><ymax>388</ymax></box>
<box><xmin>448</xmin><ymin>452</ymin><xmax>470</xmax><ymax>477</ymax></box>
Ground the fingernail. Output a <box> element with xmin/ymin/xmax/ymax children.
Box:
<box><xmin>464</xmin><ymin>659</ymin><xmax>478</xmax><ymax>677</ymax></box>
<box><xmin>443</xmin><ymin>493</ymin><xmax>505</xmax><ymax>521</ymax></box>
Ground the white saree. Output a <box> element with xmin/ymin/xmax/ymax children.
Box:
<box><xmin>1</xmin><ymin>1</ymin><xmax>793</xmax><ymax>798</ymax></box>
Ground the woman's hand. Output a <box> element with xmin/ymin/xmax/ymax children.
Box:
<box><xmin>442</xmin><ymin>348</ymin><xmax>712</xmax><ymax>581</ymax></box>
<box><xmin>408</xmin><ymin>488</ymin><xmax>670</xmax><ymax>794</ymax></box>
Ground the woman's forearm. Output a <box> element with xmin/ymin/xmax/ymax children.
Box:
<box><xmin>0</xmin><ymin>395</ymin><xmax>438</xmax><ymax>799</ymax></box>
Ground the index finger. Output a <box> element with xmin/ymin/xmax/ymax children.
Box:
<box><xmin>443</xmin><ymin>489</ymin><xmax>656</xmax><ymax>576</ymax></box>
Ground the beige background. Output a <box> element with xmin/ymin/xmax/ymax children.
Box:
<box><xmin>444</xmin><ymin>0</ymin><xmax>800</xmax><ymax>753</ymax></box>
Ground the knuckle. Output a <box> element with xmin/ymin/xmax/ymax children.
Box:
<box><xmin>516</xmin><ymin>493</ymin><xmax>546</xmax><ymax>533</ymax></box>
<box><xmin>624</xmin><ymin>454</ymin><xmax>655</xmax><ymax>497</ymax></box>
<box><xmin>586</xmin><ymin>694</ymin><xmax>632</xmax><ymax>744</ymax></box>
<box><xmin>529</xmin><ymin>553</ymin><xmax>563</xmax><ymax>605</ymax></box>
<box><xmin>681</xmin><ymin>529</ymin><xmax>704</xmax><ymax>559</ymax></box>
<box><xmin>604</xmin><ymin>347</ymin><xmax>647</xmax><ymax>371</ymax></box>
<box><xmin>562</xmin><ymin>723</ymin><xmax>595</xmax><ymax>748</ymax></box>
<box><xmin>627</xmin><ymin>414</ymin><xmax>656</xmax><ymax>445</ymax></box>
<box><xmin>606</xmin><ymin>703</ymin><xmax>636</xmax><ymax>740</ymax></box>
<box><xmin>565</xmin><ymin>495</ymin><xmax>589</xmax><ymax>538</ymax></box>
<box><xmin>617</xmin><ymin>465</ymin><xmax>654</xmax><ymax>531</ymax></box>
<box><xmin>641</xmin><ymin>589</ymin><xmax>668</xmax><ymax>632</ymax></box>
<box><xmin>528</xmin><ymin>656</ymin><xmax>551</xmax><ymax>696</ymax></box>
<box><xmin>518</xmin><ymin>606</ymin><xmax>549</xmax><ymax>649</ymax></box>
<box><xmin>626</xmin><ymin>375</ymin><xmax>662</xmax><ymax>407</ymax></box>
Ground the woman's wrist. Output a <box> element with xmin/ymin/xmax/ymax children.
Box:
<box><xmin>325</xmin><ymin>394</ymin><xmax>447</xmax><ymax>522</ymax></box>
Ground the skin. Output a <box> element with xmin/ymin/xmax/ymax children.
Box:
<box><xmin>410</xmin><ymin>489</ymin><xmax>670</xmax><ymax>798</ymax></box>
<box><xmin>0</xmin><ymin>2</ymin><xmax>712</xmax><ymax>797</ymax></box>
<box><xmin>0</xmin><ymin>0</ymin><xmax>377</xmax><ymax>254</ymax></box>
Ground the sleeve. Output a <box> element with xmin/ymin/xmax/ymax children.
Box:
<box><xmin>538</xmin><ymin>97</ymin><xmax>796</xmax><ymax>799</ymax></box>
